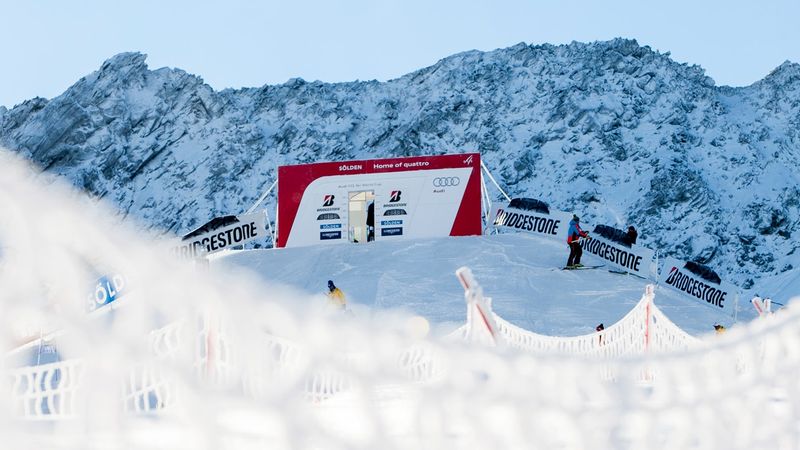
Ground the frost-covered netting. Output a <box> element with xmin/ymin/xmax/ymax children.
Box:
<box><xmin>456</xmin><ymin>268</ymin><xmax>705</xmax><ymax>357</ymax></box>
<box><xmin>147</xmin><ymin>317</ymin><xmax>445</xmax><ymax>404</ymax></box>
<box><xmin>3</xmin><ymin>151</ymin><xmax>800</xmax><ymax>449</ymax></box>
<box><xmin>9</xmin><ymin>359</ymin><xmax>82</xmax><ymax>419</ymax></box>
<box><xmin>6</xmin><ymin>318</ymin><xmax>446</xmax><ymax>419</ymax></box>
<box><xmin>1</xmin><ymin>274</ymin><xmax>709</xmax><ymax>423</ymax></box>
<box><xmin>647</xmin><ymin>299</ymin><xmax>704</xmax><ymax>352</ymax></box>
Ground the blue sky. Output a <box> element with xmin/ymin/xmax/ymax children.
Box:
<box><xmin>1</xmin><ymin>0</ymin><xmax>798</xmax><ymax>108</ymax></box>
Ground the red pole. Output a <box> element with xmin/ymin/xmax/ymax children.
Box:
<box><xmin>644</xmin><ymin>298</ymin><xmax>651</xmax><ymax>352</ymax></box>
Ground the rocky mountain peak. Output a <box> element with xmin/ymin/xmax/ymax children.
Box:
<box><xmin>99</xmin><ymin>51</ymin><xmax>148</xmax><ymax>73</ymax></box>
<box><xmin>759</xmin><ymin>60</ymin><xmax>800</xmax><ymax>88</ymax></box>
<box><xmin>1</xmin><ymin>39</ymin><xmax>799</xmax><ymax>290</ymax></box>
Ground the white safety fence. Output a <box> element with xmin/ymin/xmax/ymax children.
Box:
<box><xmin>242</xmin><ymin>329</ymin><xmax>447</xmax><ymax>402</ymax></box>
<box><xmin>6</xmin><ymin>273</ymin><xmax>715</xmax><ymax>420</ymax></box>
<box><xmin>9</xmin><ymin>269</ymin><xmax>781</xmax><ymax>427</ymax></box>
<box><xmin>647</xmin><ymin>300</ymin><xmax>703</xmax><ymax>353</ymax></box>
<box><xmin>453</xmin><ymin>267</ymin><xmax>789</xmax><ymax>386</ymax></box>
<box><xmin>454</xmin><ymin>267</ymin><xmax>705</xmax><ymax>357</ymax></box>
<box><xmin>9</xmin><ymin>359</ymin><xmax>83</xmax><ymax>419</ymax></box>
<box><xmin>6</xmin><ymin>315</ymin><xmax>447</xmax><ymax>416</ymax></box>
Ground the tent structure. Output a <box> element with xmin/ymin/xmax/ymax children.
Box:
<box><xmin>246</xmin><ymin>153</ymin><xmax>511</xmax><ymax>248</ymax></box>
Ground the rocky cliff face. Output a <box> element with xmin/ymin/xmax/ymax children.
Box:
<box><xmin>1</xmin><ymin>39</ymin><xmax>799</xmax><ymax>287</ymax></box>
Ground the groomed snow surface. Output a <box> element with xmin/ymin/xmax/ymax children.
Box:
<box><xmin>215</xmin><ymin>233</ymin><xmax>759</xmax><ymax>337</ymax></box>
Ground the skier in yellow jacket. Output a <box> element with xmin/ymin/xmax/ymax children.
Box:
<box><xmin>327</xmin><ymin>280</ymin><xmax>347</xmax><ymax>310</ymax></box>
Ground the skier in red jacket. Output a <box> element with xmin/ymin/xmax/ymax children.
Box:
<box><xmin>566</xmin><ymin>215</ymin><xmax>589</xmax><ymax>268</ymax></box>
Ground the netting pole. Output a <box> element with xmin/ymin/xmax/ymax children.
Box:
<box><xmin>456</xmin><ymin>267</ymin><xmax>498</xmax><ymax>345</ymax></box>
<box><xmin>203</xmin><ymin>310</ymin><xmax>215</xmax><ymax>382</ymax></box>
<box><xmin>480</xmin><ymin>172</ymin><xmax>492</xmax><ymax>233</ymax></box>
<box><xmin>480</xmin><ymin>161</ymin><xmax>511</xmax><ymax>202</ymax></box>
<box><xmin>35</xmin><ymin>329</ymin><xmax>44</xmax><ymax>366</ymax></box>
<box><xmin>644</xmin><ymin>286</ymin><xmax>653</xmax><ymax>352</ymax></box>
<box><xmin>246</xmin><ymin>179</ymin><xmax>277</xmax><ymax>215</ymax></box>
<box><xmin>654</xmin><ymin>250</ymin><xmax>660</xmax><ymax>284</ymax></box>
<box><xmin>274</xmin><ymin>203</ymin><xmax>280</xmax><ymax>248</ymax></box>
<box><xmin>263</xmin><ymin>208</ymin><xmax>275</xmax><ymax>247</ymax></box>
<box><xmin>207</xmin><ymin>312</ymin><xmax>214</xmax><ymax>379</ymax></box>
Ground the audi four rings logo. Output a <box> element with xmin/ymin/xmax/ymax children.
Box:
<box><xmin>432</xmin><ymin>177</ymin><xmax>460</xmax><ymax>187</ymax></box>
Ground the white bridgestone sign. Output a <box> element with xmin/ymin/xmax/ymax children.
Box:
<box><xmin>491</xmin><ymin>203</ymin><xmax>572</xmax><ymax>242</ymax></box>
<box><xmin>659</xmin><ymin>257</ymin><xmax>739</xmax><ymax>316</ymax></box>
<box><xmin>174</xmin><ymin>212</ymin><xmax>266</xmax><ymax>258</ymax></box>
<box><xmin>579</xmin><ymin>234</ymin><xmax>656</xmax><ymax>278</ymax></box>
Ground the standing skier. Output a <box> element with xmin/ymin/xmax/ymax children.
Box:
<box><xmin>624</xmin><ymin>225</ymin><xmax>638</xmax><ymax>246</ymax></box>
<box><xmin>566</xmin><ymin>215</ymin><xmax>589</xmax><ymax>268</ymax></box>
<box><xmin>366</xmin><ymin>201</ymin><xmax>375</xmax><ymax>242</ymax></box>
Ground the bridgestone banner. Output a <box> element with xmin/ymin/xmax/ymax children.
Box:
<box><xmin>491</xmin><ymin>204</ymin><xmax>572</xmax><ymax>242</ymax></box>
<box><xmin>659</xmin><ymin>257</ymin><xmax>739</xmax><ymax>316</ymax></box>
<box><xmin>174</xmin><ymin>212</ymin><xmax>266</xmax><ymax>258</ymax></box>
<box><xmin>579</xmin><ymin>235</ymin><xmax>656</xmax><ymax>278</ymax></box>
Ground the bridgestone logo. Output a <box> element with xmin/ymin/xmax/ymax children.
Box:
<box><xmin>176</xmin><ymin>221</ymin><xmax>260</xmax><ymax>258</ymax></box>
<box><xmin>580</xmin><ymin>237</ymin><xmax>642</xmax><ymax>272</ymax></box>
<box><xmin>665</xmin><ymin>266</ymin><xmax>727</xmax><ymax>308</ymax></box>
<box><xmin>494</xmin><ymin>209</ymin><xmax>559</xmax><ymax>235</ymax></box>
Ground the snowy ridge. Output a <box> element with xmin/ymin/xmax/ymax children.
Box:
<box><xmin>1</xmin><ymin>39</ymin><xmax>800</xmax><ymax>288</ymax></box>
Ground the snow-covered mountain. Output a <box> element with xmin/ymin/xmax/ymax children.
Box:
<box><xmin>1</xmin><ymin>39</ymin><xmax>799</xmax><ymax>287</ymax></box>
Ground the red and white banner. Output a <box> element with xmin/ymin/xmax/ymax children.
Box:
<box><xmin>277</xmin><ymin>153</ymin><xmax>482</xmax><ymax>248</ymax></box>
<box><xmin>659</xmin><ymin>257</ymin><xmax>739</xmax><ymax>316</ymax></box>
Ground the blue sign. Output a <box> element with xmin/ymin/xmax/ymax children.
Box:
<box><xmin>320</xmin><ymin>231</ymin><xmax>342</xmax><ymax>240</ymax></box>
<box><xmin>380</xmin><ymin>220</ymin><xmax>403</xmax><ymax>226</ymax></box>
<box><xmin>381</xmin><ymin>227</ymin><xmax>403</xmax><ymax>237</ymax></box>
<box><xmin>88</xmin><ymin>274</ymin><xmax>126</xmax><ymax>312</ymax></box>
<box><xmin>320</xmin><ymin>223</ymin><xmax>342</xmax><ymax>229</ymax></box>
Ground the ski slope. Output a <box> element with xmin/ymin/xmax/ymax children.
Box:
<box><xmin>215</xmin><ymin>233</ymin><xmax>759</xmax><ymax>337</ymax></box>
